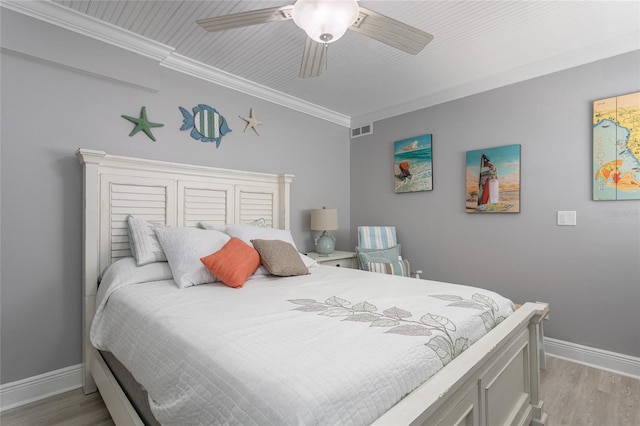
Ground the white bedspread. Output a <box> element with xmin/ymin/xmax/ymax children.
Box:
<box><xmin>91</xmin><ymin>258</ymin><xmax>515</xmax><ymax>426</ymax></box>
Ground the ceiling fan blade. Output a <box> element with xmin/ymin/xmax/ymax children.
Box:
<box><xmin>299</xmin><ymin>37</ymin><xmax>325</xmax><ymax>78</ymax></box>
<box><xmin>349</xmin><ymin>7</ymin><xmax>433</xmax><ymax>55</ymax></box>
<box><xmin>197</xmin><ymin>5</ymin><xmax>294</xmax><ymax>32</ymax></box>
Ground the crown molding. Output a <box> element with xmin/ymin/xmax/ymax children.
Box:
<box><xmin>0</xmin><ymin>0</ymin><xmax>351</xmax><ymax>128</ymax></box>
<box><xmin>0</xmin><ymin>0</ymin><xmax>174</xmax><ymax>61</ymax></box>
<box><xmin>161</xmin><ymin>53</ymin><xmax>350</xmax><ymax>127</ymax></box>
<box><xmin>9</xmin><ymin>1</ymin><xmax>635</xmax><ymax>130</ymax></box>
<box><xmin>351</xmin><ymin>30</ymin><xmax>640</xmax><ymax>128</ymax></box>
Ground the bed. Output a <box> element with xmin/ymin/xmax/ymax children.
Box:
<box><xmin>77</xmin><ymin>148</ymin><xmax>548</xmax><ymax>426</ymax></box>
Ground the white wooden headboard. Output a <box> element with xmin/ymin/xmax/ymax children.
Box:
<box><xmin>76</xmin><ymin>148</ymin><xmax>294</xmax><ymax>391</ymax></box>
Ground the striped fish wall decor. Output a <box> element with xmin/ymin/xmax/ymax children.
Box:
<box><xmin>179</xmin><ymin>104</ymin><xmax>232</xmax><ymax>147</ymax></box>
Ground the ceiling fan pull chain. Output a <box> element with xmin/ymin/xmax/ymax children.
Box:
<box><xmin>324</xmin><ymin>42</ymin><xmax>328</xmax><ymax>71</ymax></box>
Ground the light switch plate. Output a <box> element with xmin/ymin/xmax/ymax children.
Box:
<box><xmin>557</xmin><ymin>211</ymin><xmax>577</xmax><ymax>226</ymax></box>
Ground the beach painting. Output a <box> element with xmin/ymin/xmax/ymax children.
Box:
<box><xmin>466</xmin><ymin>144</ymin><xmax>521</xmax><ymax>213</ymax></box>
<box><xmin>394</xmin><ymin>134</ymin><xmax>433</xmax><ymax>193</ymax></box>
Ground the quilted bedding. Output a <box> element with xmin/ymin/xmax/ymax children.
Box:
<box><xmin>91</xmin><ymin>258</ymin><xmax>515</xmax><ymax>426</ymax></box>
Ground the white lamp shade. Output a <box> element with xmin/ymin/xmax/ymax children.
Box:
<box><xmin>310</xmin><ymin>208</ymin><xmax>338</xmax><ymax>231</ymax></box>
<box><xmin>292</xmin><ymin>0</ymin><xmax>359</xmax><ymax>44</ymax></box>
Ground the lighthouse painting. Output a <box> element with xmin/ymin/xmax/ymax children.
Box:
<box><xmin>465</xmin><ymin>144</ymin><xmax>521</xmax><ymax>213</ymax></box>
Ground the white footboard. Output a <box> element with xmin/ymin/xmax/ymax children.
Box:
<box><xmin>373</xmin><ymin>302</ymin><xmax>548</xmax><ymax>426</ymax></box>
<box><xmin>88</xmin><ymin>302</ymin><xmax>548</xmax><ymax>426</ymax></box>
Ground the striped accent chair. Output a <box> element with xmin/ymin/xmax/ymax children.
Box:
<box><xmin>357</xmin><ymin>226</ymin><xmax>398</xmax><ymax>250</ymax></box>
<box><xmin>356</xmin><ymin>226</ymin><xmax>421</xmax><ymax>279</ymax></box>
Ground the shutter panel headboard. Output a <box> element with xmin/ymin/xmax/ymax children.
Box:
<box><xmin>76</xmin><ymin>148</ymin><xmax>293</xmax><ymax>391</ymax></box>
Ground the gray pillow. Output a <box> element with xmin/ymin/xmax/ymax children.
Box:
<box><xmin>251</xmin><ymin>239</ymin><xmax>309</xmax><ymax>277</ymax></box>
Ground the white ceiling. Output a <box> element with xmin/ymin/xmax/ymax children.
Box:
<box><xmin>6</xmin><ymin>1</ymin><xmax>640</xmax><ymax>127</ymax></box>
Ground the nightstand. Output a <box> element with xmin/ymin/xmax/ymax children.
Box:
<box><xmin>306</xmin><ymin>251</ymin><xmax>357</xmax><ymax>269</ymax></box>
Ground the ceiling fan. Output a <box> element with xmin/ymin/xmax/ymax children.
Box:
<box><xmin>197</xmin><ymin>0</ymin><xmax>433</xmax><ymax>78</ymax></box>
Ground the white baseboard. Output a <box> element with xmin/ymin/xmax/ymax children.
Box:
<box><xmin>1</xmin><ymin>338</ymin><xmax>638</xmax><ymax>412</ymax></box>
<box><xmin>0</xmin><ymin>364</ymin><xmax>82</xmax><ymax>412</ymax></box>
<box><xmin>544</xmin><ymin>337</ymin><xmax>640</xmax><ymax>380</ymax></box>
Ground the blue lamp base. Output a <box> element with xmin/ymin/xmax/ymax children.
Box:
<box><xmin>314</xmin><ymin>231</ymin><xmax>335</xmax><ymax>256</ymax></box>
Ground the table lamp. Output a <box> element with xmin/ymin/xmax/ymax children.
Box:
<box><xmin>310</xmin><ymin>207</ymin><xmax>338</xmax><ymax>255</ymax></box>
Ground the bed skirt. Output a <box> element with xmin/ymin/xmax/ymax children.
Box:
<box><xmin>100</xmin><ymin>351</ymin><xmax>160</xmax><ymax>426</ymax></box>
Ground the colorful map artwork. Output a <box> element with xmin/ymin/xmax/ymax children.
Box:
<box><xmin>593</xmin><ymin>92</ymin><xmax>640</xmax><ymax>200</ymax></box>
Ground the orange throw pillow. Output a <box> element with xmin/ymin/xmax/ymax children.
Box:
<box><xmin>200</xmin><ymin>237</ymin><xmax>261</xmax><ymax>288</ymax></box>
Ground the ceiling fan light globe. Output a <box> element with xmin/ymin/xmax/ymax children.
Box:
<box><xmin>292</xmin><ymin>0</ymin><xmax>359</xmax><ymax>44</ymax></box>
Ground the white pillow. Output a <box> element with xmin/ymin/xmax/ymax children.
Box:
<box><xmin>127</xmin><ymin>216</ymin><xmax>167</xmax><ymax>266</ymax></box>
<box><xmin>100</xmin><ymin>257</ymin><xmax>174</xmax><ymax>289</ymax></box>
<box><xmin>155</xmin><ymin>227</ymin><xmax>230</xmax><ymax>288</ymax></box>
<box><xmin>225</xmin><ymin>224</ymin><xmax>317</xmax><ymax>268</ymax></box>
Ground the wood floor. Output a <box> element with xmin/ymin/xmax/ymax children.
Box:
<box><xmin>540</xmin><ymin>357</ymin><xmax>640</xmax><ymax>426</ymax></box>
<box><xmin>2</xmin><ymin>356</ymin><xmax>639</xmax><ymax>425</ymax></box>
<box><xmin>1</xmin><ymin>389</ymin><xmax>114</xmax><ymax>426</ymax></box>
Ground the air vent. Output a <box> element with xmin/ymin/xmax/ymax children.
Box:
<box><xmin>350</xmin><ymin>123</ymin><xmax>373</xmax><ymax>139</ymax></box>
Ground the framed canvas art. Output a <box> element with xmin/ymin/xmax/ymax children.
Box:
<box><xmin>593</xmin><ymin>91</ymin><xmax>640</xmax><ymax>201</ymax></box>
<box><xmin>466</xmin><ymin>144</ymin><xmax>521</xmax><ymax>213</ymax></box>
<box><xmin>394</xmin><ymin>134</ymin><xmax>433</xmax><ymax>193</ymax></box>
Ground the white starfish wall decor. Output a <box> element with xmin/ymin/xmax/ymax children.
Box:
<box><xmin>239</xmin><ymin>108</ymin><xmax>264</xmax><ymax>136</ymax></box>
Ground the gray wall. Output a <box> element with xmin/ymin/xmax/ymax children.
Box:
<box><xmin>0</xmin><ymin>10</ymin><xmax>351</xmax><ymax>384</ymax></box>
<box><xmin>1</xmin><ymin>7</ymin><xmax>638</xmax><ymax>387</ymax></box>
<box><xmin>351</xmin><ymin>50</ymin><xmax>640</xmax><ymax>358</ymax></box>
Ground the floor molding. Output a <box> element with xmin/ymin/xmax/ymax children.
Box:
<box><xmin>0</xmin><ymin>364</ymin><xmax>82</xmax><ymax>412</ymax></box>
<box><xmin>2</xmin><ymin>338</ymin><xmax>638</xmax><ymax>411</ymax></box>
<box><xmin>544</xmin><ymin>337</ymin><xmax>640</xmax><ymax>380</ymax></box>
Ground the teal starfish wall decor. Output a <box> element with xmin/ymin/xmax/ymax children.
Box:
<box><xmin>121</xmin><ymin>106</ymin><xmax>164</xmax><ymax>141</ymax></box>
